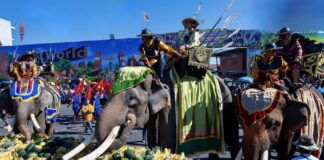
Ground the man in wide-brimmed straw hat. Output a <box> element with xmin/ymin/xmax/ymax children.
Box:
<box><xmin>275</xmin><ymin>27</ymin><xmax>303</xmax><ymax>88</ymax></box>
<box><xmin>292</xmin><ymin>135</ymin><xmax>319</xmax><ymax>160</ymax></box>
<box><xmin>12</xmin><ymin>50</ymin><xmax>39</xmax><ymax>81</ymax></box>
<box><xmin>179</xmin><ymin>17</ymin><xmax>200</xmax><ymax>53</ymax></box>
<box><xmin>251</xmin><ymin>43</ymin><xmax>288</xmax><ymax>91</ymax></box>
<box><xmin>137</xmin><ymin>28</ymin><xmax>181</xmax><ymax>78</ymax></box>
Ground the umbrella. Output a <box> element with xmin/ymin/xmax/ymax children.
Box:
<box><xmin>237</xmin><ymin>76</ymin><xmax>253</xmax><ymax>84</ymax></box>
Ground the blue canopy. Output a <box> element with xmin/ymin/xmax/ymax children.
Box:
<box><xmin>318</xmin><ymin>87</ymin><xmax>324</xmax><ymax>94</ymax></box>
<box><xmin>237</xmin><ymin>76</ymin><xmax>253</xmax><ymax>84</ymax></box>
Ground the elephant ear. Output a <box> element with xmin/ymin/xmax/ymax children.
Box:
<box><xmin>148</xmin><ymin>84</ymin><xmax>170</xmax><ymax>115</ymax></box>
<box><xmin>283</xmin><ymin>100</ymin><xmax>309</xmax><ymax>132</ymax></box>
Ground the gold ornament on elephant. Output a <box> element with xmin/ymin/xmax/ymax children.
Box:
<box><xmin>188</xmin><ymin>46</ymin><xmax>213</xmax><ymax>69</ymax></box>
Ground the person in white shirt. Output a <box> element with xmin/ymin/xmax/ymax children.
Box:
<box><xmin>179</xmin><ymin>17</ymin><xmax>200</xmax><ymax>53</ymax></box>
<box><xmin>292</xmin><ymin>135</ymin><xmax>319</xmax><ymax>160</ymax></box>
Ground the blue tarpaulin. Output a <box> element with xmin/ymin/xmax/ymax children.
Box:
<box><xmin>237</xmin><ymin>76</ymin><xmax>253</xmax><ymax>84</ymax></box>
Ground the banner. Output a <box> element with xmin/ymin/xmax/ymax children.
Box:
<box><xmin>302</xmin><ymin>52</ymin><xmax>324</xmax><ymax>77</ymax></box>
<box><xmin>0</xmin><ymin>38</ymin><xmax>142</xmax><ymax>80</ymax></box>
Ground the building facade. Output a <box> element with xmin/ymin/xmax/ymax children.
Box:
<box><xmin>0</xmin><ymin>18</ymin><xmax>14</xmax><ymax>46</ymax></box>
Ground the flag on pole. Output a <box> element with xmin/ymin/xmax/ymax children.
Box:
<box><xmin>193</xmin><ymin>3</ymin><xmax>202</xmax><ymax>19</ymax></box>
<box><xmin>143</xmin><ymin>11</ymin><xmax>149</xmax><ymax>23</ymax></box>
<box><xmin>19</xmin><ymin>22</ymin><xmax>24</xmax><ymax>41</ymax></box>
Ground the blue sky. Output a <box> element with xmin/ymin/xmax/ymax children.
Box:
<box><xmin>1</xmin><ymin>0</ymin><xmax>323</xmax><ymax>45</ymax></box>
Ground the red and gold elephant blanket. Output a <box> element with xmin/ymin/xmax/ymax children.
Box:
<box><xmin>298</xmin><ymin>89</ymin><xmax>324</xmax><ymax>157</ymax></box>
<box><xmin>238</xmin><ymin>88</ymin><xmax>282</xmax><ymax>128</ymax></box>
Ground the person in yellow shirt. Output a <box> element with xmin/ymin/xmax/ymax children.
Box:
<box><xmin>138</xmin><ymin>28</ymin><xmax>182</xmax><ymax>78</ymax></box>
<box><xmin>251</xmin><ymin>43</ymin><xmax>288</xmax><ymax>91</ymax></box>
<box><xmin>12</xmin><ymin>50</ymin><xmax>38</xmax><ymax>82</ymax></box>
<box><xmin>82</xmin><ymin>86</ymin><xmax>94</xmax><ymax>133</ymax></box>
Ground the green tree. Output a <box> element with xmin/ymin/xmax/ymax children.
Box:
<box><xmin>54</xmin><ymin>59</ymin><xmax>74</xmax><ymax>71</ymax></box>
<box><xmin>262</xmin><ymin>33</ymin><xmax>278</xmax><ymax>46</ymax></box>
<box><xmin>87</xmin><ymin>61</ymin><xmax>94</xmax><ymax>69</ymax></box>
<box><xmin>75</xmin><ymin>67</ymin><xmax>91</xmax><ymax>77</ymax></box>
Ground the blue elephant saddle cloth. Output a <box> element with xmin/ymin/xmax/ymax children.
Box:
<box><xmin>45</xmin><ymin>107</ymin><xmax>58</xmax><ymax>123</ymax></box>
<box><xmin>10</xmin><ymin>80</ymin><xmax>42</xmax><ymax>102</ymax></box>
<box><xmin>238</xmin><ymin>88</ymin><xmax>282</xmax><ymax>128</ymax></box>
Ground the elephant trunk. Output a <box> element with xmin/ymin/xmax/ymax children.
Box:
<box><xmin>242</xmin><ymin>123</ymin><xmax>270</xmax><ymax>160</ymax></box>
<box><xmin>95</xmin><ymin>97</ymin><xmax>128</xmax><ymax>143</ymax></box>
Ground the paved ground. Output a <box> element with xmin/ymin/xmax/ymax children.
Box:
<box><xmin>1</xmin><ymin>104</ymin><xmax>324</xmax><ymax>159</ymax></box>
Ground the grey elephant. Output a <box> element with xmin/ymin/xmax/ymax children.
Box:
<box><xmin>62</xmin><ymin>67</ymin><xmax>173</xmax><ymax>159</ymax></box>
<box><xmin>63</xmin><ymin>66</ymin><xmax>240</xmax><ymax>160</ymax></box>
<box><xmin>237</xmin><ymin>87</ymin><xmax>324</xmax><ymax>160</ymax></box>
<box><xmin>2</xmin><ymin>80</ymin><xmax>59</xmax><ymax>142</ymax></box>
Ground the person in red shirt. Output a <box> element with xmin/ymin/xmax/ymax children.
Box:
<box><xmin>276</xmin><ymin>27</ymin><xmax>303</xmax><ymax>88</ymax></box>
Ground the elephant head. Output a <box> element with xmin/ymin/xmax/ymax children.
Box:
<box><xmin>63</xmin><ymin>73</ymin><xmax>171</xmax><ymax>160</ymax></box>
<box><xmin>239</xmin><ymin>91</ymin><xmax>309</xmax><ymax>160</ymax></box>
<box><xmin>95</xmin><ymin>74</ymin><xmax>170</xmax><ymax>147</ymax></box>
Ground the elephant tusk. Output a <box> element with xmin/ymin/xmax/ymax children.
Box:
<box><xmin>261</xmin><ymin>150</ymin><xmax>269</xmax><ymax>160</ymax></box>
<box><xmin>62</xmin><ymin>133</ymin><xmax>95</xmax><ymax>160</ymax></box>
<box><xmin>235</xmin><ymin>147</ymin><xmax>243</xmax><ymax>160</ymax></box>
<box><xmin>126</xmin><ymin>120</ymin><xmax>131</xmax><ymax>125</ymax></box>
<box><xmin>30</xmin><ymin>113</ymin><xmax>41</xmax><ymax>132</ymax></box>
<box><xmin>78</xmin><ymin>126</ymin><xmax>120</xmax><ymax>160</ymax></box>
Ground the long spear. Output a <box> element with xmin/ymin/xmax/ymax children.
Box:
<box><xmin>200</xmin><ymin>0</ymin><xmax>236</xmax><ymax>47</ymax></box>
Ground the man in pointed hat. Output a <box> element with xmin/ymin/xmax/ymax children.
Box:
<box><xmin>251</xmin><ymin>43</ymin><xmax>288</xmax><ymax>91</ymax></box>
<box><xmin>12</xmin><ymin>50</ymin><xmax>39</xmax><ymax>82</ymax></box>
<box><xmin>82</xmin><ymin>85</ymin><xmax>94</xmax><ymax>133</ymax></box>
<box><xmin>93</xmin><ymin>79</ymin><xmax>104</xmax><ymax>118</ymax></box>
<box><xmin>138</xmin><ymin>28</ymin><xmax>181</xmax><ymax>78</ymax></box>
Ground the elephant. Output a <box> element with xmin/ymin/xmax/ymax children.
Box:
<box><xmin>63</xmin><ymin>69</ymin><xmax>241</xmax><ymax>160</ymax></box>
<box><xmin>62</xmin><ymin>73</ymin><xmax>172</xmax><ymax>160</ymax></box>
<box><xmin>94</xmin><ymin>74</ymin><xmax>171</xmax><ymax>150</ymax></box>
<box><xmin>237</xmin><ymin>86</ymin><xmax>324</xmax><ymax>160</ymax></box>
<box><xmin>0</xmin><ymin>81</ymin><xmax>59</xmax><ymax>142</ymax></box>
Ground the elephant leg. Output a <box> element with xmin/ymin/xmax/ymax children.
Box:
<box><xmin>13</xmin><ymin>122</ymin><xmax>20</xmax><ymax>134</ymax></box>
<box><xmin>45</xmin><ymin>123</ymin><xmax>55</xmax><ymax>137</ymax></box>
<box><xmin>161</xmin><ymin>77</ymin><xmax>176</xmax><ymax>152</ymax></box>
<box><xmin>158</xmin><ymin>107</ymin><xmax>170</xmax><ymax>150</ymax></box>
<box><xmin>147</xmin><ymin>113</ymin><xmax>159</xmax><ymax>149</ymax></box>
<box><xmin>109</xmin><ymin>114</ymin><xmax>136</xmax><ymax>150</ymax></box>
<box><xmin>17</xmin><ymin>116</ymin><xmax>31</xmax><ymax>141</ymax></box>
<box><xmin>35</xmin><ymin>112</ymin><xmax>46</xmax><ymax>134</ymax></box>
<box><xmin>223</xmin><ymin>102</ymin><xmax>240</xmax><ymax>160</ymax></box>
